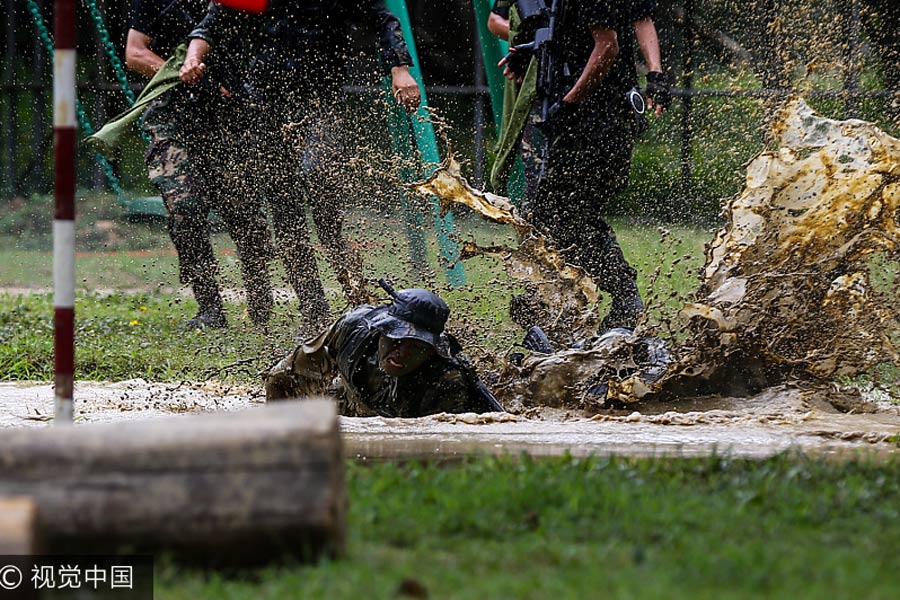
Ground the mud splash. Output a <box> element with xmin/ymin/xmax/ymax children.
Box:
<box><xmin>414</xmin><ymin>162</ymin><xmax>601</xmax><ymax>343</ymax></box>
<box><xmin>415</xmin><ymin>98</ymin><xmax>900</xmax><ymax>409</ymax></box>
<box><xmin>672</xmin><ymin>98</ymin><xmax>900</xmax><ymax>389</ymax></box>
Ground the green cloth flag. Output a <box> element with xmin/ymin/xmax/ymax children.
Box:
<box><xmin>489</xmin><ymin>7</ymin><xmax>538</xmax><ymax>194</ymax></box>
<box><xmin>86</xmin><ymin>44</ymin><xmax>187</xmax><ymax>157</ymax></box>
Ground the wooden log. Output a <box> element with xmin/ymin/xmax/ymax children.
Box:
<box><xmin>0</xmin><ymin>497</ymin><xmax>39</xmax><ymax>554</ymax></box>
<box><xmin>0</xmin><ymin>399</ymin><xmax>344</xmax><ymax>565</ymax></box>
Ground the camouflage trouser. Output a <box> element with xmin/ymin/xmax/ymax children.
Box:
<box><xmin>142</xmin><ymin>101</ymin><xmax>218</xmax><ymax>289</ymax></box>
<box><xmin>142</xmin><ymin>97</ymin><xmax>276</xmax><ymax>325</ymax></box>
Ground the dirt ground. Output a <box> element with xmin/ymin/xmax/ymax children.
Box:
<box><xmin>2</xmin><ymin>380</ymin><xmax>897</xmax><ymax>460</ymax></box>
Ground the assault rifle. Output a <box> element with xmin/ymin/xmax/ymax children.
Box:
<box><xmin>502</xmin><ymin>0</ymin><xmax>569</xmax><ymax>179</ymax></box>
<box><xmin>504</xmin><ymin>0</ymin><xmax>569</xmax><ymax>133</ymax></box>
<box><xmin>530</xmin><ymin>0</ymin><xmax>569</xmax><ymax>134</ymax></box>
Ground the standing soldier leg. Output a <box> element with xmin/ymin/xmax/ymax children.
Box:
<box><xmin>144</xmin><ymin>121</ymin><xmax>226</xmax><ymax>328</ymax></box>
<box><xmin>300</xmin><ymin>101</ymin><xmax>371</xmax><ymax>306</ymax></box>
<box><xmin>577</xmin><ymin>218</ymin><xmax>643</xmax><ymax>331</ymax></box>
<box><xmin>213</xmin><ymin>189</ymin><xmax>275</xmax><ymax>327</ymax></box>
<box><xmin>253</xmin><ymin>103</ymin><xmax>331</xmax><ymax>331</ymax></box>
<box><xmin>202</xmin><ymin>106</ymin><xmax>275</xmax><ymax>329</ymax></box>
<box><xmin>267</xmin><ymin>179</ymin><xmax>331</xmax><ymax>331</ymax></box>
<box><xmin>306</xmin><ymin>175</ymin><xmax>371</xmax><ymax>307</ymax></box>
<box><xmin>532</xmin><ymin>109</ymin><xmax>643</xmax><ymax>331</ymax></box>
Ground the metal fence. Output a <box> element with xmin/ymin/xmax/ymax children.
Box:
<box><xmin>2</xmin><ymin>0</ymin><xmax>896</xmax><ymax>203</ymax></box>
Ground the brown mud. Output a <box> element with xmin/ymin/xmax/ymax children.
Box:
<box><xmin>1</xmin><ymin>381</ymin><xmax>897</xmax><ymax>459</ymax></box>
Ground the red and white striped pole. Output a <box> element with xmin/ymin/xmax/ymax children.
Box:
<box><xmin>53</xmin><ymin>0</ymin><xmax>76</xmax><ymax>423</ymax></box>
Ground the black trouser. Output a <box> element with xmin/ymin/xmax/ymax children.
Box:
<box><xmin>250</xmin><ymin>87</ymin><xmax>370</xmax><ymax>329</ymax></box>
<box><xmin>189</xmin><ymin>99</ymin><xmax>275</xmax><ymax>325</ymax></box>
<box><xmin>530</xmin><ymin>100</ymin><xmax>639</xmax><ymax>299</ymax></box>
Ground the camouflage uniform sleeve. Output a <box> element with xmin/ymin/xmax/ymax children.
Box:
<box><xmin>362</xmin><ymin>1</ymin><xmax>413</xmax><ymax>72</ymax></box>
<box><xmin>417</xmin><ymin>367</ymin><xmax>474</xmax><ymax>415</ymax></box>
<box><xmin>264</xmin><ymin>326</ymin><xmax>336</xmax><ymax>401</ymax></box>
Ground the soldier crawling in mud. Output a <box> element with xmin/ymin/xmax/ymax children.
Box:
<box><xmin>265</xmin><ymin>281</ymin><xmax>503</xmax><ymax>417</ymax></box>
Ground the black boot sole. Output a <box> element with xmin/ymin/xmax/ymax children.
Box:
<box><xmin>523</xmin><ymin>326</ymin><xmax>554</xmax><ymax>354</ymax></box>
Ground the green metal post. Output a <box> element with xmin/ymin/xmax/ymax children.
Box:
<box><xmin>471</xmin><ymin>0</ymin><xmax>526</xmax><ymax>203</ymax></box>
<box><xmin>385</xmin><ymin>0</ymin><xmax>466</xmax><ymax>287</ymax></box>
<box><xmin>385</xmin><ymin>86</ymin><xmax>428</xmax><ymax>277</ymax></box>
<box><xmin>472</xmin><ymin>0</ymin><xmax>508</xmax><ymax>128</ymax></box>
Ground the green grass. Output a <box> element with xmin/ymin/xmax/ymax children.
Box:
<box><xmin>0</xmin><ymin>211</ymin><xmax>709</xmax><ymax>383</ymax></box>
<box><xmin>0</xmin><ymin>292</ymin><xmax>279</xmax><ymax>382</ymax></box>
<box><xmin>620</xmin><ymin>93</ymin><xmax>768</xmax><ymax>223</ymax></box>
<box><xmin>156</xmin><ymin>454</ymin><xmax>900</xmax><ymax>599</ymax></box>
<box><xmin>0</xmin><ymin>194</ymin><xmax>174</xmax><ymax>252</ymax></box>
<box><xmin>0</xmin><ymin>249</ymin><xmax>182</xmax><ymax>291</ymax></box>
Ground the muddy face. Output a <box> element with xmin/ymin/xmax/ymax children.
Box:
<box><xmin>378</xmin><ymin>336</ymin><xmax>435</xmax><ymax>377</ymax></box>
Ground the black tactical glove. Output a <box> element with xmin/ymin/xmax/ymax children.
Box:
<box><xmin>500</xmin><ymin>42</ymin><xmax>535</xmax><ymax>81</ymax></box>
<box><xmin>645</xmin><ymin>71</ymin><xmax>672</xmax><ymax>111</ymax></box>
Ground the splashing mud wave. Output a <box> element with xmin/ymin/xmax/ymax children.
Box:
<box><xmin>414</xmin><ymin>162</ymin><xmax>601</xmax><ymax>343</ymax></box>
<box><xmin>675</xmin><ymin>98</ymin><xmax>900</xmax><ymax>386</ymax></box>
<box><xmin>415</xmin><ymin>99</ymin><xmax>900</xmax><ymax>411</ymax></box>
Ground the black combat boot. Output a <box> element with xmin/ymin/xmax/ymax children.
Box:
<box><xmin>523</xmin><ymin>326</ymin><xmax>554</xmax><ymax>354</ymax></box>
<box><xmin>186</xmin><ymin>279</ymin><xmax>227</xmax><ymax>329</ymax></box>
<box><xmin>599</xmin><ymin>281</ymin><xmax>644</xmax><ymax>332</ymax></box>
<box><xmin>584</xmin><ymin>231</ymin><xmax>644</xmax><ymax>333</ymax></box>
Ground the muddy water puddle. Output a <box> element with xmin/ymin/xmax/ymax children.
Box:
<box><xmin>2</xmin><ymin>381</ymin><xmax>897</xmax><ymax>460</ymax></box>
